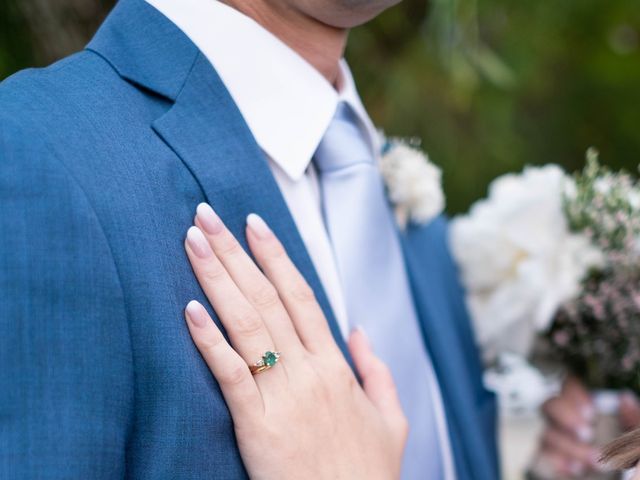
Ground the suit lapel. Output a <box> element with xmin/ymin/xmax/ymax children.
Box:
<box><xmin>151</xmin><ymin>53</ymin><xmax>350</xmax><ymax>361</ymax></box>
<box><xmin>87</xmin><ymin>0</ymin><xmax>349</xmax><ymax>361</ymax></box>
<box><xmin>400</xmin><ymin>219</ymin><xmax>495</xmax><ymax>480</ymax></box>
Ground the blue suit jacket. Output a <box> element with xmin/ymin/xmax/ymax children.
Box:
<box><xmin>0</xmin><ymin>0</ymin><xmax>498</xmax><ymax>478</ymax></box>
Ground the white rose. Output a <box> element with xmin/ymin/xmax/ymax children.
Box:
<box><xmin>379</xmin><ymin>141</ymin><xmax>445</xmax><ymax>229</ymax></box>
<box><xmin>450</xmin><ymin>165</ymin><xmax>603</xmax><ymax>362</ymax></box>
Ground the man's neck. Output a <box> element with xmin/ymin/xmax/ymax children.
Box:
<box><xmin>221</xmin><ymin>0</ymin><xmax>348</xmax><ymax>86</ymax></box>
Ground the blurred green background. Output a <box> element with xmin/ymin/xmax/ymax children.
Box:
<box><xmin>1</xmin><ymin>0</ymin><xmax>639</xmax><ymax>213</ymax></box>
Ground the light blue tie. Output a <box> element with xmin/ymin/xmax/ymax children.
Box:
<box><xmin>314</xmin><ymin>102</ymin><xmax>445</xmax><ymax>479</ymax></box>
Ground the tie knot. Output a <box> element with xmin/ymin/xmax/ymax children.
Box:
<box><xmin>313</xmin><ymin>102</ymin><xmax>374</xmax><ymax>173</ymax></box>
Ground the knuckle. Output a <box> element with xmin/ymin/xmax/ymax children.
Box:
<box><xmin>223</xmin><ymin>363</ymin><xmax>250</xmax><ymax>386</ymax></box>
<box><xmin>248</xmin><ymin>283</ymin><xmax>280</xmax><ymax>309</ymax></box>
<box><xmin>368</xmin><ymin>357</ymin><xmax>394</xmax><ymax>388</ymax></box>
<box><xmin>197</xmin><ymin>334</ymin><xmax>225</xmax><ymax>357</ymax></box>
<box><xmin>290</xmin><ymin>283</ymin><xmax>316</xmax><ymax>304</ymax></box>
<box><xmin>375</xmin><ymin>360</ymin><xmax>393</xmax><ymax>381</ymax></box>
<box><xmin>266</xmin><ymin>241</ymin><xmax>287</xmax><ymax>259</ymax></box>
<box><xmin>233</xmin><ymin>309</ymin><xmax>264</xmax><ymax>337</ymax></box>
<box><xmin>202</xmin><ymin>264</ymin><xmax>227</xmax><ymax>284</ymax></box>
<box><xmin>217</xmin><ymin>237</ymin><xmax>243</xmax><ymax>258</ymax></box>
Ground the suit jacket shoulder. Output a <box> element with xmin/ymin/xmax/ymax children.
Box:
<box><xmin>0</xmin><ymin>62</ymin><xmax>135</xmax><ymax>477</ymax></box>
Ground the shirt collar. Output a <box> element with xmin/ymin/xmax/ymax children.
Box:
<box><xmin>145</xmin><ymin>0</ymin><xmax>379</xmax><ymax>180</ymax></box>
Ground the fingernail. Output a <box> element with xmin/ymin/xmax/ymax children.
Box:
<box><xmin>196</xmin><ymin>203</ymin><xmax>223</xmax><ymax>235</ymax></box>
<box><xmin>576</xmin><ymin>424</ymin><xmax>594</xmax><ymax>443</ymax></box>
<box><xmin>246</xmin><ymin>213</ymin><xmax>272</xmax><ymax>239</ymax></box>
<box><xmin>186</xmin><ymin>226</ymin><xmax>212</xmax><ymax>258</ymax></box>
<box><xmin>354</xmin><ymin>325</ymin><xmax>370</xmax><ymax>345</ymax></box>
<box><xmin>186</xmin><ymin>300</ymin><xmax>207</xmax><ymax>328</ymax></box>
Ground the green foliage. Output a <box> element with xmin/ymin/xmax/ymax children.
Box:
<box><xmin>1</xmin><ymin>0</ymin><xmax>639</xmax><ymax>213</ymax></box>
<box><xmin>564</xmin><ymin>148</ymin><xmax>640</xmax><ymax>251</ymax></box>
<box><xmin>348</xmin><ymin>0</ymin><xmax>640</xmax><ymax>212</ymax></box>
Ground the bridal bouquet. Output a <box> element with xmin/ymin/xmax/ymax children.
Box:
<box><xmin>549</xmin><ymin>153</ymin><xmax>640</xmax><ymax>392</ymax></box>
<box><xmin>450</xmin><ymin>149</ymin><xmax>640</xmax><ymax>413</ymax></box>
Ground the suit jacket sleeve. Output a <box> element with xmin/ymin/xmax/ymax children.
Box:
<box><xmin>0</xmin><ymin>114</ymin><xmax>134</xmax><ymax>478</ymax></box>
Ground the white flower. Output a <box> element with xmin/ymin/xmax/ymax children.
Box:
<box><xmin>594</xmin><ymin>176</ymin><xmax>614</xmax><ymax>195</ymax></box>
<box><xmin>483</xmin><ymin>352</ymin><xmax>559</xmax><ymax>416</ymax></box>
<box><xmin>450</xmin><ymin>165</ymin><xmax>603</xmax><ymax>363</ymax></box>
<box><xmin>379</xmin><ymin>138</ymin><xmax>445</xmax><ymax>229</ymax></box>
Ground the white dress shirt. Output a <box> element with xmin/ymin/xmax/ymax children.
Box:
<box><xmin>145</xmin><ymin>1</ymin><xmax>455</xmax><ymax>477</ymax></box>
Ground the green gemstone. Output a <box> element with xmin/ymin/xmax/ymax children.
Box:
<box><xmin>263</xmin><ymin>351</ymin><xmax>278</xmax><ymax>367</ymax></box>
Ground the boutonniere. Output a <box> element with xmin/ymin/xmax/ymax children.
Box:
<box><xmin>379</xmin><ymin>135</ymin><xmax>445</xmax><ymax>230</ymax></box>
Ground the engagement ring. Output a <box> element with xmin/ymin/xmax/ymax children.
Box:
<box><xmin>249</xmin><ymin>351</ymin><xmax>281</xmax><ymax>375</ymax></box>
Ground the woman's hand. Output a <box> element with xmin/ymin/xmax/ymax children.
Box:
<box><xmin>183</xmin><ymin>203</ymin><xmax>408</xmax><ymax>480</ymax></box>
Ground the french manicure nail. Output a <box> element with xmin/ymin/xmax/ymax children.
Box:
<box><xmin>186</xmin><ymin>226</ymin><xmax>212</xmax><ymax>258</ymax></box>
<box><xmin>354</xmin><ymin>325</ymin><xmax>370</xmax><ymax>344</ymax></box>
<box><xmin>246</xmin><ymin>213</ymin><xmax>272</xmax><ymax>239</ymax></box>
<box><xmin>186</xmin><ymin>300</ymin><xmax>207</xmax><ymax>328</ymax></box>
<box><xmin>196</xmin><ymin>203</ymin><xmax>223</xmax><ymax>235</ymax></box>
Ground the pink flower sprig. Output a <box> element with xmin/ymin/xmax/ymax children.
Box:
<box><xmin>547</xmin><ymin>149</ymin><xmax>640</xmax><ymax>392</ymax></box>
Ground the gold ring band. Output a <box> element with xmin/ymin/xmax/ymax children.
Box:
<box><xmin>249</xmin><ymin>351</ymin><xmax>281</xmax><ymax>376</ymax></box>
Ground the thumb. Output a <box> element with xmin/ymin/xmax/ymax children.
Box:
<box><xmin>348</xmin><ymin>327</ymin><xmax>407</xmax><ymax>433</ymax></box>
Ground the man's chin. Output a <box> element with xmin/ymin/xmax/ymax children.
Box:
<box><xmin>313</xmin><ymin>0</ymin><xmax>403</xmax><ymax>29</ymax></box>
